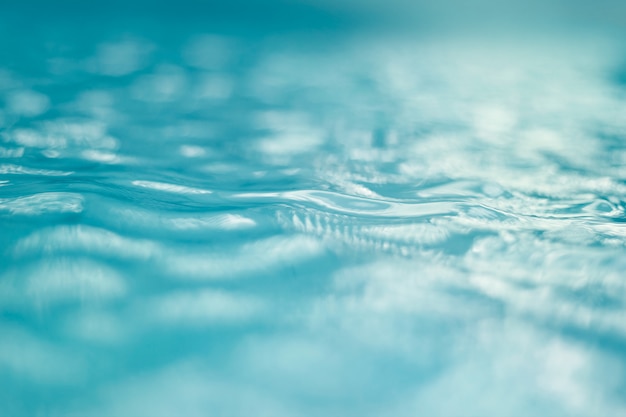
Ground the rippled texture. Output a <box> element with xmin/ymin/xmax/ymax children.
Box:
<box><xmin>2</xmin><ymin>4</ymin><xmax>626</xmax><ymax>416</ymax></box>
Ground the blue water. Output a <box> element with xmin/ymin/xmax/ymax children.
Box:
<box><xmin>2</xmin><ymin>3</ymin><xmax>626</xmax><ymax>416</ymax></box>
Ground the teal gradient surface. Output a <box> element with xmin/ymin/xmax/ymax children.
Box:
<box><xmin>2</xmin><ymin>3</ymin><xmax>626</xmax><ymax>416</ymax></box>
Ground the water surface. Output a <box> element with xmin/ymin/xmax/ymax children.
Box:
<box><xmin>2</xmin><ymin>4</ymin><xmax>626</xmax><ymax>416</ymax></box>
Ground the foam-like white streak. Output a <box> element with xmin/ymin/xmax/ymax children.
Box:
<box><xmin>179</xmin><ymin>145</ymin><xmax>206</xmax><ymax>158</ymax></box>
<box><xmin>169</xmin><ymin>214</ymin><xmax>255</xmax><ymax>230</ymax></box>
<box><xmin>13</xmin><ymin>225</ymin><xmax>160</xmax><ymax>259</ymax></box>
<box><xmin>8</xmin><ymin>128</ymin><xmax>66</xmax><ymax>148</ymax></box>
<box><xmin>361</xmin><ymin>223</ymin><xmax>449</xmax><ymax>245</ymax></box>
<box><xmin>81</xmin><ymin>149</ymin><xmax>120</xmax><ymax>163</ymax></box>
<box><xmin>0</xmin><ymin>193</ymin><xmax>83</xmax><ymax>215</ymax></box>
<box><xmin>0</xmin><ymin>164</ymin><xmax>73</xmax><ymax>176</ymax></box>
<box><xmin>108</xmin><ymin>206</ymin><xmax>256</xmax><ymax>232</ymax></box>
<box><xmin>6</xmin><ymin>120</ymin><xmax>119</xmax><ymax>151</ymax></box>
<box><xmin>132</xmin><ymin>180</ymin><xmax>212</xmax><ymax>194</ymax></box>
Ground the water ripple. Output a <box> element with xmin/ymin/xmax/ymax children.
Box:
<box><xmin>2</xmin><ymin>21</ymin><xmax>626</xmax><ymax>417</ymax></box>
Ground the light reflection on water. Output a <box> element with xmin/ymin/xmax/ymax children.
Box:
<box><xmin>2</xmin><ymin>5</ymin><xmax>626</xmax><ymax>416</ymax></box>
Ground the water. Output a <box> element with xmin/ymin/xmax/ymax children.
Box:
<box><xmin>2</xmin><ymin>3</ymin><xmax>626</xmax><ymax>416</ymax></box>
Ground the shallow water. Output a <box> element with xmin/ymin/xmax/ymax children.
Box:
<box><xmin>2</xmin><ymin>4</ymin><xmax>626</xmax><ymax>416</ymax></box>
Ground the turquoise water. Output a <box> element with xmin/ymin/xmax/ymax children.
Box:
<box><xmin>2</xmin><ymin>3</ymin><xmax>626</xmax><ymax>416</ymax></box>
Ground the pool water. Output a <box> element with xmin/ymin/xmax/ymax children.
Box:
<box><xmin>2</xmin><ymin>3</ymin><xmax>626</xmax><ymax>416</ymax></box>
